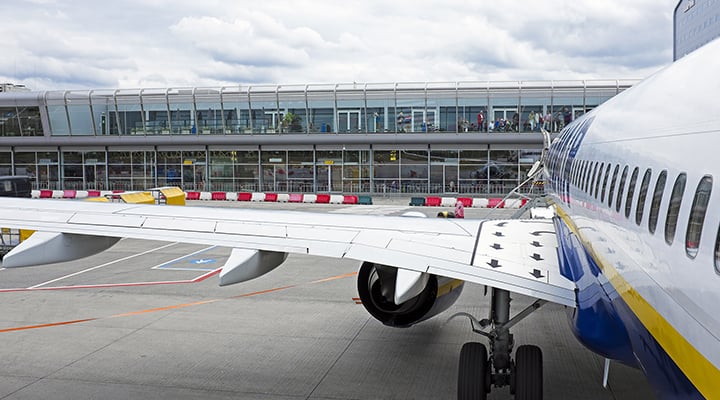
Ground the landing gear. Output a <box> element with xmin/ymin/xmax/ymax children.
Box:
<box><xmin>452</xmin><ymin>288</ymin><xmax>546</xmax><ymax>400</ymax></box>
<box><xmin>513</xmin><ymin>345</ymin><xmax>543</xmax><ymax>400</ymax></box>
<box><xmin>458</xmin><ymin>342</ymin><xmax>489</xmax><ymax>400</ymax></box>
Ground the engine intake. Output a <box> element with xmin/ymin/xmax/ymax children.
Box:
<box><xmin>357</xmin><ymin>261</ymin><xmax>464</xmax><ymax>328</ymax></box>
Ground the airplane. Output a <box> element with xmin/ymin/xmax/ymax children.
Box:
<box><xmin>1</xmin><ymin>38</ymin><xmax>719</xmax><ymax>400</ymax></box>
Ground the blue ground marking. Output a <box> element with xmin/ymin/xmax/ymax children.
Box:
<box><xmin>154</xmin><ymin>246</ymin><xmax>220</xmax><ymax>271</ymax></box>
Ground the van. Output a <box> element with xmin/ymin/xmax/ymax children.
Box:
<box><xmin>0</xmin><ymin>176</ymin><xmax>32</xmax><ymax>198</ymax></box>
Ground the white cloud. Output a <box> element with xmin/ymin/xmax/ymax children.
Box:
<box><xmin>0</xmin><ymin>0</ymin><xmax>678</xmax><ymax>91</ymax></box>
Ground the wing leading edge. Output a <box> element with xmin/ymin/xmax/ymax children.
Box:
<box><xmin>0</xmin><ymin>198</ymin><xmax>575</xmax><ymax>306</ymax></box>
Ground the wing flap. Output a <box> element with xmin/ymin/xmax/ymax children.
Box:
<box><xmin>68</xmin><ymin>212</ymin><xmax>146</xmax><ymax>228</ymax></box>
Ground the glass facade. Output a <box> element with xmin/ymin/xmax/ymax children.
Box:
<box><xmin>12</xmin><ymin>80</ymin><xmax>633</xmax><ymax>136</ymax></box>
<box><xmin>0</xmin><ymin>80</ymin><xmax>635</xmax><ymax>194</ymax></box>
<box><xmin>0</xmin><ymin>146</ymin><xmax>543</xmax><ymax>195</ymax></box>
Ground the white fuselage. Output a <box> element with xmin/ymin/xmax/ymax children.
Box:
<box><xmin>546</xmin><ymin>37</ymin><xmax>720</xmax><ymax>398</ymax></box>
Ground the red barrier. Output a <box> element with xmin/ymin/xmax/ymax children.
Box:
<box><xmin>62</xmin><ymin>190</ymin><xmax>77</xmax><ymax>198</ymax></box>
<box><xmin>288</xmin><ymin>193</ymin><xmax>303</xmax><ymax>203</ymax></box>
<box><xmin>456</xmin><ymin>197</ymin><xmax>473</xmax><ymax>207</ymax></box>
<box><xmin>316</xmin><ymin>194</ymin><xmax>330</xmax><ymax>203</ymax></box>
<box><xmin>264</xmin><ymin>193</ymin><xmax>278</xmax><ymax>202</ymax></box>
<box><xmin>39</xmin><ymin>190</ymin><xmax>53</xmax><ymax>198</ymax></box>
<box><xmin>186</xmin><ymin>191</ymin><xmax>201</xmax><ymax>200</ymax></box>
<box><xmin>425</xmin><ymin>196</ymin><xmax>442</xmax><ymax>206</ymax></box>
<box><xmin>487</xmin><ymin>198</ymin><xmax>505</xmax><ymax>208</ymax></box>
<box><xmin>211</xmin><ymin>192</ymin><xmax>226</xmax><ymax>200</ymax></box>
<box><xmin>342</xmin><ymin>195</ymin><xmax>358</xmax><ymax>204</ymax></box>
<box><xmin>237</xmin><ymin>192</ymin><xmax>252</xmax><ymax>201</ymax></box>
<box><xmin>86</xmin><ymin>190</ymin><xmax>101</xmax><ymax>197</ymax></box>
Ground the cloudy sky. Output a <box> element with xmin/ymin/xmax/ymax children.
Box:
<box><xmin>1</xmin><ymin>0</ymin><xmax>678</xmax><ymax>91</ymax></box>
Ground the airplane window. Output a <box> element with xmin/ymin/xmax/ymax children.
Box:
<box><xmin>715</xmin><ymin>228</ymin><xmax>720</xmax><ymax>274</ymax></box>
<box><xmin>585</xmin><ymin>161</ymin><xmax>591</xmax><ymax>192</ymax></box>
<box><xmin>588</xmin><ymin>162</ymin><xmax>597</xmax><ymax>194</ymax></box>
<box><xmin>616</xmin><ymin>165</ymin><xmax>629</xmax><ymax>212</ymax></box>
<box><xmin>572</xmin><ymin>161</ymin><xmax>580</xmax><ymax>186</ymax></box>
<box><xmin>686</xmin><ymin>176</ymin><xmax>712</xmax><ymax>259</ymax></box>
<box><xmin>594</xmin><ymin>163</ymin><xmax>604</xmax><ymax>199</ymax></box>
<box><xmin>625</xmin><ymin>167</ymin><xmax>640</xmax><ymax>218</ymax></box>
<box><xmin>608</xmin><ymin>164</ymin><xmax>620</xmax><ymax>208</ymax></box>
<box><xmin>648</xmin><ymin>170</ymin><xmax>668</xmax><ymax>234</ymax></box>
<box><xmin>664</xmin><ymin>173</ymin><xmax>687</xmax><ymax>245</ymax></box>
<box><xmin>600</xmin><ymin>164</ymin><xmax>612</xmax><ymax>203</ymax></box>
<box><xmin>636</xmin><ymin>169</ymin><xmax>652</xmax><ymax>225</ymax></box>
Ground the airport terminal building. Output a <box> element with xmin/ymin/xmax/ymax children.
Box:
<box><xmin>0</xmin><ymin>80</ymin><xmax>635</xmax><ymax>195</ymax></box>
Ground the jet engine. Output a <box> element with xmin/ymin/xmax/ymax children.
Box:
<box><xmin>357</xmin><ymin>261</ymin><xmax>464</xmax><ymax>328</ymax></box>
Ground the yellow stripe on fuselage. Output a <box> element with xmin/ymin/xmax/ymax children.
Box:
<box><xmin>555</xmin><ymin>206</ymin><xmax>720</xmax><ymax>399</ymax></box>
<box><xmin>437</xmin><ymin>279</ymin><xmax>464</xmax><ymax>297</ymax></box>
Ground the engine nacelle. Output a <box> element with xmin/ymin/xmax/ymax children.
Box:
<box><xmin>357</xmin><ymin>262</ymin><xmax>464</xmax><ymax>328</ymax></box>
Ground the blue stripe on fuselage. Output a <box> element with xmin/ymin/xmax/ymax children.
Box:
<box><xmin>554</xmin><ymin>216</ymin><xmax>703</xmax><ymax>399</ymax></box>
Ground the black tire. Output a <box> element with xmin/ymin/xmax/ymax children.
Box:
<box><xmin>457</xmin><ymin>342</ymin><xmax>488</xmax><ymax>400</ymax></box>
<box><xmin>514</xmin><ymin>345</ymin><xmax>543</xmax><ymax>400</ymax></box>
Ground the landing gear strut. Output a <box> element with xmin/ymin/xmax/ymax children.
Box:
<box><xmin>452</xmin><ymin>288</ymin><xmax>546</xmax><ymax>400</ymax></box>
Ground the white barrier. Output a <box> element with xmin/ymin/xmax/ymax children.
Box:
<box><xmin>52</xmin><ymin>190</ymin><xmax>64</xmax><ymax>199</ymax></box>
<box><xmin>199</xmin><ymin>191</ymin><xmax>212</xmax><ymax>201</ymax></box>
<box><xmin>441</xmin><ymin>197</ymin><xmax>457</xmax><ymax>207</ymax></box>
<box><xmin>504</xmin><ymin>199</ymin><xmax>523</xmax><ymax>209</ymax></box>
<box><xmin>225</xmin><ymin>192</ymin><xmax>237</xmax><ymax>201</ymax></box>
<box><xmin>75</xmin><ymin>190</ymin><xmax>89</xmax><ymax>199</ymax></box>
<box><xmin>251</xmin><ymin>192</ymin><xmax>266</xmax><ymax>202</ymax></box>
<box><xmin>276</xmin><ymin>193</ymin><xmax>290</xmax><ymax>202</ymax></box>
<box><xmin>302</xmin><ymin>194</ymin><xmax>317</xmax><ymax>203</ymax></box>
<box><xmin>329</xmin><ymin>194</ymin><xmax>345</xmax><ymax>204</ymax></box>
<box><xmin>31</xmin><ymin>190</ymin><xmax>41</xmax><ymax>198</ymax></box>
<box><xmin>472</xmin><ymin>198</ymin><xmax>489</xmax><ymax>208</ymax></box>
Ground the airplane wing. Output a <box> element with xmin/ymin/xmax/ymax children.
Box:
<box><xmin>0</xmin><ymin>198</ymin><xmax>575</xmax><ymax>307</ymax></box>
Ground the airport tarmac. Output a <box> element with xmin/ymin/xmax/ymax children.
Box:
<box><xmin>0</xmin><ymin>199</ymin><xmax>654</xmax><ymax>399</ymax></box>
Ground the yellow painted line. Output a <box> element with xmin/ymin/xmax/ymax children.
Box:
<box><xmin>555</xmin><ymin>207</ymin><xmax>720</xmax><ymax>399</ymax></box>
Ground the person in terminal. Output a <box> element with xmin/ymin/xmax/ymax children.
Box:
<box><xmin>544</xmin><ymin>112</ymin><xmax>552</xmax><ymax>131</ymax></box>
<box><xmin>477</xmin><ymin>111</ymin><xmax>485</xmax><ymax>132</ymax></box>
<box><xmin>529</xmin><ymin>111</ymin><xmax>536</xmax><ymax>132</ymax></box>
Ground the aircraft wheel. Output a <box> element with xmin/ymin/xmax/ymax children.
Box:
<box><xmin>513</xmin><ymin>345</ymin><xmax>543</xmax><ymax>400</ymax></box>
<box><xmin>457</xmin><ymin>342</ymin><xmax>488</xmax><ymax>400</ymax></box>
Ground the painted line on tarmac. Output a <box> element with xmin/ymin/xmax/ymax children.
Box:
<box><xmin>0</xmin><ymin>318</ymin><xmax>99</xmax><ymax>333</ymax></box>
<box><xmin>151</xmin><ymin>245</ymin><xmax>218</xmax><ymax>271</ymax></box>
<box><xmin>0</xmin><ymin>267</ymin><xmax>221</xmax><ymax>293</ymax></box>
<box><xmin>26</xmin><ymin>242</ymin><xmax>180</xmax><ymax>289</ymax></box>
<box><xmin>0</xmin><ymin>271</ymin><xmax>358</xmax><ymax>333</ymax></box>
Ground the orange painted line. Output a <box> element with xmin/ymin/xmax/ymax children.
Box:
<box><xmin>310</xmin><ymin>272</ymin><xmax>358</xmax><ymax>284</ymax></box>
<box><xmin>1</xmin><ymin>270</ymin><xmax>357</xmax><ymax>333</ymax></box>
<box><xmin>110</xmin><ymin>299</ymin><xmax>220</xmax><ymax>318</ymax></box>
<box><xmin>0</xmin><ymin>318</ymin><xmax>97</xmax><ymax>333</ymax></box>
<box><xmin>230</xmin><ymin>285</ymin><xmax>297</xmax><ymax>299</ymax></box>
